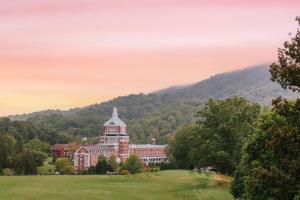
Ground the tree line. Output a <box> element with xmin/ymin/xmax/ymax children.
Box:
<box><xmin>168</xmin><ymin>17</ymin><xmax>300</xmax><ymax>200</ymax></box>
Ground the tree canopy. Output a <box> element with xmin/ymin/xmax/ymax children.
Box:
<box><xmin>232</xmin><ymin>16</ymin><xmax>300</xmax><ymax>200</ymax></box>
<box><xmin>270</xmin><ymin>17</ymin><xmax>300</xmax><ymax>92</ymax></box>
<box><xmin>169</xmin><ymin>97</ymin><xmax>261</xmax><ymax>175</ymax></box>
<box><xmin>231</xmin><ymin>99</ymin><xmax>300</xmax><ymax>200</ymax></box>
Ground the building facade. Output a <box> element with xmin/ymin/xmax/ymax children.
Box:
<box><xmin>74</xmin><ymin>108</ymin><xmax>167</xmax><ymax>172</ymax></box>
<box><xmin>51</xmin><ymin>144</ymin><xmax>70</xmax><ymax>158</ymax></box>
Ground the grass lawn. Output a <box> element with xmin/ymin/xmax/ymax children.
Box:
<box><xmin>0</xmin><ymin>170</ymin><xmax>233</xmax><ymax>200</ymax></box>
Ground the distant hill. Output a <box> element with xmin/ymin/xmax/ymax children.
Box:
<box><xmin>8</xmin><ymin>65</ymin><xmax>298</xmax><ymax>144</ymax></box>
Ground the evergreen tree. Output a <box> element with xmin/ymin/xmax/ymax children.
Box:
<box><xmin>96</xmin><ymin>155</ymin><xmax>108</xmax><ymax>174</ymax></box>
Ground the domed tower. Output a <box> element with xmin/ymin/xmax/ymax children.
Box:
<box><xmin>103</xmin><ymin>107</ymin><xmax>126</xmax><ymax>135</ymax></box>
<box><xmin>100</xmin><ymin>107</ymin><xmax>129</xmax><ymax>162</ymax></box>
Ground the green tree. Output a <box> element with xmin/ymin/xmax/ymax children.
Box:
<box><xmin>96</xmin><ymin>155</ymin><xmax>108</xmax><ymax>174</ymax></box>
<box><xmin>13</xmin><ymin>149</ymin><xmax>46</xmax><ymax>175</ymax></box>
<box><xmin>0</xmin><ymin>133</ymin><xmax>16</xmax><ymax>170</ymax></box>
<box><xmin>122</xmin><ymin>155</ymin><xmax>142</xmax><ymax>174</ymax></box>
<box><xmin>195</xmin><ymin>97</ymin><xmax>261</xmax><ymax>174</ymax></box>
<box><xmin>168</xmin><ymin>124</ymin><xmax>197</xmax><ymax>169</ymax></box>
<box><xmin>232</xmin><ymin>16</ymin><xmax>300</xmax><ymax>200</ymax></box>
<box><xmin>270</xmin><ymin>17</ymin><xmax>300</xmax><ymax>92</ymax></box>
<box><xmin>232</xmin><ymin>103</ymin><xmax>300</xmax><ymax>200</ymax></box>
<box><xmin>168</xmin><ymin>97</ymin><xmax>261</xmax><ymax>174</ymax></box>
<box><xmin>55</xmin><ymin>158</ymin><xmax>74</xmax><ymax>175</ymax></box>
<box><xmin>25</xmin><ymin>139</ymin><xmax>50</xmax><ymax>154</ymax></box>
<box><xmin>108</xmin><ymin>155</ymin><xmax>118</xmax><ymax>172</ymax></box>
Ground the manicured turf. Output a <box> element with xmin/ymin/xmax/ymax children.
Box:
<box><xmin>0</xmin><ymin>170</ymin><xmax>233</xmax><ymax>200</ymax></box>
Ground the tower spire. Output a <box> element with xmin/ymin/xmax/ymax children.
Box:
<box><xmin>113</xmin><ymin>107</ymin><xmax>118</xmax><ymax>117</ymax></box>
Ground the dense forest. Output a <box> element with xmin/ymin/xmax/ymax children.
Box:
<box><xmin>7</xmin><ymin>66</ymin><xmax>298</xmax><ymax>144</ymax></box>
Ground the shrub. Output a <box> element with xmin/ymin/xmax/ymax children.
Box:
<box><xmin>119</xmin><ymin>169</ymin><xmax>131</xmax><ymax>175</ymax></box>
<box><xmin>2</xmin><ymin>168</ymin><xmax>14</xmax><ymax>176</ymax></box>
<box><xmin>122</xmin><ymin>155</ymin><xmax>142</xmax><ymax>174</ymax></box>
<box><xmin>150</xmin><ymin>167</ymin><xmax>159</xmax><ymax>172</ymax></box>
<box><xmin>88</xmin><ymin>166</ymin><xmax>97</xmax><ymax>174</ymax></box>
<box><xmin>55</xmin><ymin>158</ymin><xmax>74</xmax><ymax>175</ymax></box>
<box><xmin>159</xmin><ymin>162</ymin><xmax>178</xmax><ymax>170</ymax></box>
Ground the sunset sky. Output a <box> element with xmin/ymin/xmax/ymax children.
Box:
<box><xmin>0</xmin><ymin>0</ymin><xmax>299</xmax><ymax>116</ymax></box>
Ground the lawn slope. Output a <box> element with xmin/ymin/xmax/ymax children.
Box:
<box><xmin>0</xmin><ymin>170</ymin><xmax>233</xmax><ymax>200</ymax></box>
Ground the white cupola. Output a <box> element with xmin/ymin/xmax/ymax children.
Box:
<box><xmin>103</xmin><ymin>107</ymin><xmax>126</xmax><ymax>135</ymax></box>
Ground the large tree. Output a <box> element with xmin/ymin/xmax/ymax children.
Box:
<box><xmin>232</xmin><ymin>99</ymin><xmax>300</xmax><ymax>200</ymax></box>
<box><xmin>168</xmin><ymin>124</ymin><xmax>198</xmax><ymax>169</ymax></box>
<box><xmin>0</xmin><ymin>133</ymin><xmax>16</xmax><ymax>170</ymax></box>
<box><xmin>270</xmin><ymin>17</ymin><xmax>300</xmax><ymax>92</ymax></box>
<box><xmin>169</xmin><ymin>97</ymin><xmax>261</xmax><ymax>174</ymax></box>
<box><xmin>232</xmin><ymin>17</ymin><xmax>300</xmax><ymax>200</ymax></box>
<box><xmin>195</xmin><ymin>97</ymin><xmax>261</xmax><ymax>174</ymax></box>
<box><xmin>13</xmin><ymin>149</ymin><xmax>46</xmax><ymax>175</ymax></box>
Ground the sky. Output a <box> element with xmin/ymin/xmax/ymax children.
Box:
<box><xmin>0</xmin><ymin>0</ymin><xmax>299</xmax><ymax>116</ymax></box>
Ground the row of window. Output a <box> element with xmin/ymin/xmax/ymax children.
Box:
<box><xmin>90</xmin><ymin>149</ymin><xmax>115</xmax><ymax>153</ymax></box>
<box><xmin>141</xmin><ymin>157</ymin><xmax>166</xmax><ymax>162</ymax></box>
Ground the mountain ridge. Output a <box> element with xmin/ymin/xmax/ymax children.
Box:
<box><xmin>7</xmin><ymin>65</ymin><xmax>298</xmax><ymax>144</ymax></box>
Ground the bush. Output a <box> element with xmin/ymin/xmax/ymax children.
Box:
<box><xmin>55</xmin><ymin>158</ymin><xmax>74</xmax><ymax>175</ymax></box>
<box><xmin>88</xmin><ymin>166</ymin><xmax>97</xmax><ymax>174</ymax></box>
<box><xmin>143</xmin><ymin>166</ymin><xmax>151</xmax><ymax>173</ymax></box>
<box><xmin>121</xmin><ymin>155</ymin><xmax>143</xmax><ymax>174</ymax></box>
<box><xmin>119</xmin><ymin>169</ymin><xmax>131</xmax><ymax>175</ymax></box>
<box><xmin>79</xmin><ymin>170</ymin><xmax>89</xmax><ymax>175</ymax></box>
<box><xmin>2</xmin><ymin>168</ymin><xmax>14</xmax><ymax>176</ymax></box>
<box><xmin>159</xmin><ymin>162</ymin><xmax>179</xmax><ymax>170</ymax></box>
<box><xmin>150</xmin><ymin>167</ymin><xmax>159</xmax><ymax>172</ymax></box>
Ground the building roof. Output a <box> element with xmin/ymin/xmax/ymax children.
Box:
<box><xmin>76</xmin><ymin>144</ymin><xmax>119</xmax><ymax>153</ymax></box>
<box><xmin>51</xmin><ymin>144</ymin><xmax>69</xmax><ymax>149</ymax></box>
<box><xmin>129</xmin><ymin>144</ymin><xmax>167</xmax><ymax>149</ymax></box>
<box><xmin>104</xmin><ymin>107</ymin><xmax>126</xmax><ymax>126</ymax></box>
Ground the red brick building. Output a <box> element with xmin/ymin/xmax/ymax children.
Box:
<box><xmin>51</xmin><ymin>144</ymin><xmax>70</xmax><ymax>158</ymax></box>
<box><xmin>51</xmin><ymin>144</ymin><xmax>79</xmax><ymax>159</ymax></box>
<box><xmin>73</xmin><ymin>108</ymin><xmax>167</xmax><ymax>172</ymax></box>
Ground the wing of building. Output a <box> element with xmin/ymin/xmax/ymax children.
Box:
<box><xmin>73</xmin><ymin>107</ymin><xmax>167</xmax><ymax>172</ymax></box>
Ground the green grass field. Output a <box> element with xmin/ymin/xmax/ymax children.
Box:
<box><xmin>0</xmin><ymin>170</ymin><xmax>233</xmax><ymax>200</ymax></box>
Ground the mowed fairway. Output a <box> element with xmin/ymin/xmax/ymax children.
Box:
<box><xmin>0</xmin><ymin>170</ymin><xmax>233</xmax><ymax>200</ymax></box>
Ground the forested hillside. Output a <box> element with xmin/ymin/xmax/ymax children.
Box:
<box><xmin>8</xmin><ymin>66</ymin><xmax>298</xmax><ymax>144</ymax></box>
